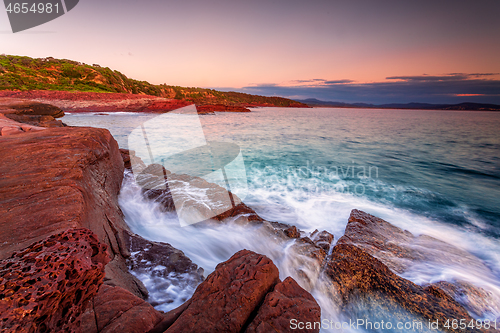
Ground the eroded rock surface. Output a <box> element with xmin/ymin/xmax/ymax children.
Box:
<box><xmin>0</xmin><ymin>91</ymin><xmax>192</xmax><ymax>113</ymax></box>
<box><xmin>0</xmin><ymin>228</ymin><xmax>108</xmax><ymax>333</ymax></box>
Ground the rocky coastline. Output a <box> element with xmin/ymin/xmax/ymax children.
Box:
<box><xmin>0</xmin><ymin>98</ymin><xmax>498</xmax><ymax>332</ymax></box>
<box><xmin>0</xmin><ymin>91</ymin><xmax>256</xmax><ymax>114</ymax></box>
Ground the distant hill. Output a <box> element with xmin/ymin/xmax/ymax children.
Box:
<box><xmin>295</xmin><ymin>98</ymin><xmax>500</xmax><ymax>111</ymax></box>
<box><xmin>0</xmin><ymin>55</ymin><xmax>306</xmax><ymax>108</ymax></box>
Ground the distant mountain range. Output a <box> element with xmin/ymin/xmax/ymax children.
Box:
<box><xmin>295</xmin><ymin>98</ymin><xmax>500</xmax><ymax>111</ymax></box>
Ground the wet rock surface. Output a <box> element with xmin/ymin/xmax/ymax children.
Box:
<box><xmin>124</xmin><ymin>231</ymin><xmax>205</xmax><ymax>308</ymax></box>
<box><xmin>337</xmin><ymin>209</ymin><xmax>498</xmax><ymax>322</ymax></box>
<box><xmin>324</xmin><ymin>243</ymin><xmax>481</xmax><ymax>333</ymax></box>
<box><xmin>310</xmin><ymin>229</ymin><xmax>334</xmax><ymax>252</ymax></box>
<box><xmin>337</xmin><ymin>209</ymin><xmax>492</xmax><ymax>275</ymax></box>
<box><xmin>0</xmin><ymin>228</ymin><xmax>108</xmax><ymax>333</ymax></box>
<box><xmin>430</xmin><ymin>280</ymin><xmax>500</xmax><ymax>320</ymax></box>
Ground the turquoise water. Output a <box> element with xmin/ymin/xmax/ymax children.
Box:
<box><xmin>63</xmin><ymin>108</ymin><xmax>500</xmax><ymax>324</ymax></box>
<box><xmin>63</xmin><ymin>108</ymin><xmax>500</xmax><ymax>237</ymax></box>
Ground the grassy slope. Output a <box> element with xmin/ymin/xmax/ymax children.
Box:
<box><xmin>0</xmin><ymin>55</ymin><xmax>306</xmax><ymax>107</ymax></box>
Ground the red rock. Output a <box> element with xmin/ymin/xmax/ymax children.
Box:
<box><xmin>146</xmin><ymin>300</ymin><xmax>192</xmax><ymax>333</ymax></box>
<box><xmin>8</xmin><ymin>100</ymin><xmax>65</xmax><ymax>118</ymax></box>
<box><xmin>165</xmin><ymin>250</ymin><xmax>280</xmax><ymax>333</ymax></box>
<box><xmin>142</xmin><ymin>100</ymin><xmax>192</xmax><ymax>112</ymax></box>
<box><xmin>245</xmin><ymin>277</ymin><xmax>321</xmax><ymax>333</ymax></box>
<box><xmin>288</xmin><ymin>237</ymin><xmax>327</xmax><ymax>290</ymax></box>
<box><xmin>0</xmin><ymin>126</ymin><xmax>146</xmax><ymax>299</ymax></box>
<box><xmin>1</xmin><ymin>125</ymin><xmax>23</xmax><ymax>136</ymax></box>
<box><xmin>120</xmin><ymin>148</ymin><xmax>132</xmax><ymax>169</ymax></box>
<box><xmin>81</xmin><ymin>285</ymin><xmax>165</xmax><ymax>333</ymax></box>
<box><xmin>0</xmin><ymin>228</ymin><xmax>108</xmax><ymax>333</ymax></box>
<box><xmin>5</xmin><ymin>114</ymin><xmax>65</xmax><ymax>127</ymax></box>
<box><xmin>324</xmin><ymin>243</ymin><xmax>480</xmax><ymax>333</ymax></box>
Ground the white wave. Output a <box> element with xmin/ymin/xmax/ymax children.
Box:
<box><xmin>119</xmin><ymin>169</ymin><xmax>500</xmax><ymax>327</ymax></box>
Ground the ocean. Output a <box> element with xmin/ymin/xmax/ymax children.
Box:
<box><xmin>63</xmin><ymin>107</ymin><xmax>500</xmax><ymax>330</ymax></box>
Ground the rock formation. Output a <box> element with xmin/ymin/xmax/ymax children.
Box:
<box><xmin>245</xmin><ymin>276</ymin><xmax>321</xmax><ymax>333</ymax></box>
<box><xmin>161</xmin><ymin>250</ymin><xmax>321</xmax><ymax>333</ymax></box>
<box><xmin>0</xmin><ymin>228</ymin><xmax>108</xmax><ymax>332</ymax></box>
<box><xmin>81</xmin><ymin>285</ymin><xmax>165</xmax><ymax>333</ymax></box>
<box><xmin>337</xmin><ymin>209</ymin><xmax>499</xmax><ymax>321</ymax></box>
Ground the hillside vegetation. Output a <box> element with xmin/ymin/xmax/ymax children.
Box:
<box><xmin>0</xmin><ymin>55</ymin><xmax>305</xmax><ymax>107</ymax></box>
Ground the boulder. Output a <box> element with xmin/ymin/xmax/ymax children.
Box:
<box><xmin>324</xmin><ymin>243</ymin><xmax>480</xmax><ymax>333</ymax></box>
<box><xmin>5</xmin><ymin>113</ymin><xmax>65</xmax><ymax>127</ymax></box>
<box><xmin>165</xmin><ymin>250</ymin><xmax>280</xmax><ymax>332</ymax></box>
<box><xmin>245</xmin><ymin>277</ymin><xmax>321</xmax><ymax>333</ymax></box>
<box><xmin>284</xmin><ymin>226</ymin><xmax>301</xmax><ymax>238</ymax></box>
<box><xmin>124</xmin><ymin>231</ymin><xmax>205</xmax><ymax>308</ymax></box>
<box><xmin>0</xmin><ymin>228</ymin><xmax>108</xmax><ymax>333</ymax></box>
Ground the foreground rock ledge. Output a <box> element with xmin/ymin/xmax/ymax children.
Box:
<box><xmin>0</xmin><ymin>125</ymin><xmax>148</xmax><ymax>299</ymax></box>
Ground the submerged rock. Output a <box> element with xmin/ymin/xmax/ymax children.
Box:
<box><xmin>310</xmin><ymin>229</ymin><xmax>334</xmax><ymax>252</ymax></box>
<box><xmin>0</xmin><ymin>228</ymin><xmax>108</xmax><ymax>332</ymax></box>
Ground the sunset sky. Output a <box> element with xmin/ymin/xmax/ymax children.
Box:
<box><xmin>1</xmin><ymin>0</ymin><xmax>499</xmax><ymax>104</ymax></box>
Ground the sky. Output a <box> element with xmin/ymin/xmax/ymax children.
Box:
<box><xmin>1</xmin><ymin>0</ymin><xmax>499</xmax><ymax>104</ymax></box>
